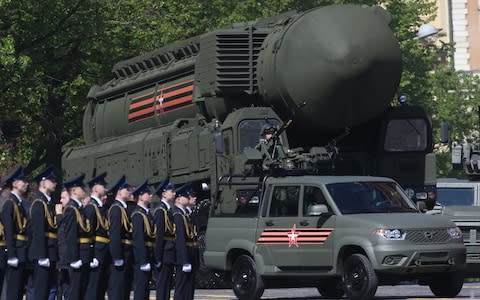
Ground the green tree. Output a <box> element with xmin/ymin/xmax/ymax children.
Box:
<box><xmin>430</xmin><ymin>65</ymin><xmax>480</xmax><ymax>178</ymax></box>
<box><xmin>0</xmin><ymin>0</ymin><xmax>115</xmax><ymax>178</ymax></box>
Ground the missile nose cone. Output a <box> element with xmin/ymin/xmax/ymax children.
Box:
<box><xmin>258</xmin><ymin>4</ymin><xmax>402</xmax><ymax>129</ymax></box>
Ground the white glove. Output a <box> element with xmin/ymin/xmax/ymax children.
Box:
<box><xmin>114</xmin><ymin>259</ymin><xmax>124</xmax><ymax>267</ymax></box>
<box><xmin>182</xmin><ymin>264</ymin><xmax>192</xmax><ymax>273</ymax></box>
<box><xmin>38</xmin><ymin>258</ymin><xmax>50</xmax><ymax>268</ymax></box>
<box><xmin>155</xmin><ymin>261</ymin><xmax>162</xmax><ymax>269</ymax></box>
<box><xmin>140</xmin><ymin>263</ymin><xmax>151</xmax><ymax>272</ymax></box>
<box><xmin>70</xmin><ymin>259</ymin><xmax>83</xmax><ymax>269</ymax></box>
<box><xmin>7</xmin><ymin>257</ymin><xmax>19</xmax><ymax>267</ymax></box>
<box><xmin>90</xmin><ymin>258</ymin><xmax>99</xmax><ymax>268</ymax></box>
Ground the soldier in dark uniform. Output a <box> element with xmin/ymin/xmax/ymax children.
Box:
<box><xmin>172</xmin><ymin>184</ymin><xmax>198</xmax><ymax>300</ymax></box>
<box><xmin>107</xmin><ymin>175</ymin><xmax>133</xmax><ymax>300</ymax></box>
<box><xmin>55</xmin><ymin>188</ymin><xmax>70</xmax><ymax>300</ymax></box>
<box><xmin>84</xmin><ymin>172</ymin><xmax>109</xmax><ymax>300</ymax></box>
<box><xmin>185</xmin><ymin>185</ymin><xmax>199</xmax><ymax>293</ymax></box>
<box><xmin>28</xmin><ymin>167</ymin><xmax>58</xmax><ymax>300</ymax></box>
<box><xmin>153</xmin><ymin>177</ymin><xmax>176</xmax><ymax>300</ymax></box>
<box><xmin>61</xmin><ymin>173</ymin><xmax>90</xmax><ymax>300</ymax></box>
<box><xmin>131</xmin><ymin>181</ymin><xmax>154</xmax><ymax>300</ymax></box>
<box><xmin>1</xmin><ymin>166</ymin><xmax>29</xmax><ymax>300</ymax></box>
<box><xmin>255</xmin><ymin>123</ymin><xmax>287</xmax><ymax>170</ymax></box>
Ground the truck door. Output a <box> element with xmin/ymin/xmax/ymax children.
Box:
<box><xmin>257</xmin><ymin>184</ymin><xmax>335</xmax><ymax>271</ymax></box>
<box><xmin>300</xmin><ymin>185</ymin><xmax>336</xmax><ymax>268</ymax></box>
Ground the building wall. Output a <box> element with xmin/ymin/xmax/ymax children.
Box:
<box><xmin>451</xmin><ymin>0</ymin><xmax>470</xmax><ymax>71</ymax></box>
<box><xmin>433</xmin><ymin>0</ymin><xmax>450</xmax><ymax>43</ymax></box>
<box><xmin>466</xmin><ymin>0</ymin><xmax>480</xmax><ymax>71</ymax></box>
<box><xmin>436</xmin><ymin>0</ymin><xmax>480</xmax><ymax>73</ymax></box>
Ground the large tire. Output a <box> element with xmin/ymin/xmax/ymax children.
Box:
<box><xmin>317</xmin><ymin>278</ymin><xmax>344</xmax><ymax>299</ymax></box>
<box><xmin>342</xmin><ymin>254</ymin><xmax>378</xmax><ymax>300</ymax></box>
<box><xmin>231</xmin><ymin>255</ymin><xmax>265</xmax><ymax>300</ymax></box>
<box><xmin>428</xmin><ymin>271</ymin><xmax>464</xmax><ymax>297</ymax></box>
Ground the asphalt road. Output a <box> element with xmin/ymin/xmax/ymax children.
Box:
<box><xmin>187</xmin><ymin>282</ymin><xmax>480</xmax><ymax>299</ymax></box>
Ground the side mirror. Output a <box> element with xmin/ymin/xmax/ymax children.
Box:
<box><xmin>417</xmin><ymin>200</ymin><xmax>427</xmax><ymax>212</ymax></box>
<box><xmin>440</xmin><ymin>121</ymin><xmax>450</xmax><ymax>144</ymax></box>
<box><xmin>214</xmin><ymin>133</ymin><xmax>224</xmax><ymax>154</ymax></box>
<box><xmin>307</xmin><ymin>204</ymin><xmax>330</xmax><ymax>216</ymax></box>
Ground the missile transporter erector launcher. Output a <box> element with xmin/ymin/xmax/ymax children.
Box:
<box><xmin>63</xmin><ymin>4</ymin><xmax>437</xmax><ymax>285</ymax></box>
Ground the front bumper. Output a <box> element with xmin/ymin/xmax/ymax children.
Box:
<box><xmin>369</xmin><ymin>242</ymin><xmax>466</xmax><ymax>274</ymax></box>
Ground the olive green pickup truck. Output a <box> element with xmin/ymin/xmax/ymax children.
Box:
<box><xmin>205</xmin><ymin>176</ymin><xmax>466</xmax><ymax>300</ymax></box>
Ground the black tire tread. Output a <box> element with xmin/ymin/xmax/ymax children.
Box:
<box><xmin>231</xmin><ymin>255</ymin><xmax>265</xmax><ymax>300</ymax></box>
<box><xmin>428</xmin><ymin>271</ymin><xmax>464</xmax><ymax>297</ymax></box>
<box><xmin>342</xmin><ymin>253</ymin><xmax>378</xmax><ymax>300</ymax></box>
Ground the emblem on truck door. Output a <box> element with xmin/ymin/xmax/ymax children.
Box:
<box><xmin>257</xmin><ymin>224</ymin><xmax>333</xmax><ymax>247</ymax></box>
<box><xmin>287</xmin><ymin>224</ymin><xmax>299</xmax><ymax>248</ymax></box>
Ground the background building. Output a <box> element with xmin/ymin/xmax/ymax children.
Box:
<box><xmin>434</xmin><ymin>0</ymin><xmax>480</xmax><ymax>74</ymax></box>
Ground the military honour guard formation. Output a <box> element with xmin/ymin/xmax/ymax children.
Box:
<box><xmin>0</xmin><ymin>165</ymin><xmax>199</xmax><ymax>300</ymax></box>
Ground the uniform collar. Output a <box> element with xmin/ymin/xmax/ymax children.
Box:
<box><xmin>161</xmin><ymin>199</ymin><xmax>171</xmax><ymax>210</ymax></box>
<box><xmin>186</xmin><ymin>206</ymin><xmax>192</xmax><ymax>214</ymax></box>
<box><xmin>41</xmin><ymin>192</ymin><xmax>51</xmax><ymax>203</ymax></box>
<box><xmin>138</xmin><ymin>203</ymin><xmax>149</xmax><ymax>213</ymax></box>
<box><xmin>71</xmin><ymin>198</ymin><xmax>82</xmax><ymax>207</ymax></box>
<box><xmin>11</xmin><ymin>191</ymin><xmax>22</xmax><ymax>203</ymax></box>
<box><xmin>175</xmin><ymin>205</ymin><xmax>186</xmax><ymax>215</ymax></box>
<box><xmin>115</xmin><ymin>198</ymin><xmax>127</xmax><ymax>209</ymax></box>
<box><xmin>91</xmin><ymin>195</ymin><xmax>103</xmax><ymax>207</ymax></box>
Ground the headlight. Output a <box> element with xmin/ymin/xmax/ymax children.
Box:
<box><xmin>376</xmin><ymin>229</ymin><xmax>406</xmax><ymax>240</ymax></box>
<box><xmin>447</xmin><ymin>227</ymin><xmax>462</xmax><ymax>239</ymax></box>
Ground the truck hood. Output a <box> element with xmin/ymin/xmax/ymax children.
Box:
<box><xmin>339</xmin><ymin>213</ymin><xmax>455</xmax><ymax>229</ymax></box>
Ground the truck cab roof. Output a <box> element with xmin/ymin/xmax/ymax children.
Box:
<box><xmin>266</xmin><ymin>175</ymin><xmax>396</xmax><ymax>185</ymax></box>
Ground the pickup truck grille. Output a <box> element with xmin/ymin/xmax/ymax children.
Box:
<box><xmin>405</xmin><ymin>229</ymin><xmax>450</xmax><ymax>243</ymax></box>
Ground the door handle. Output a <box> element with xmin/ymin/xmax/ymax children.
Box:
<box><xmin>265</xmin><ymin>220</ymin><xmax>274</xmax><ymax>226</ymax></box>
<box><xmin>300</xmin><ymin>220</ymin><xmax>309</xmax><ymax>226</ymax></box>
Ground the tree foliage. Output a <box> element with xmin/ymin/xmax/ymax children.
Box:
<box><xmin>0</xmin><ymin>0</ymin><xmax>477</xmax><ymax>180</ymax></box>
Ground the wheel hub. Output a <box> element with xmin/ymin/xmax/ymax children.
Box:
<box><xmin>348</xmin><ymin>266</ymin><xmax>365</xmax><ymax>290</ymax></box>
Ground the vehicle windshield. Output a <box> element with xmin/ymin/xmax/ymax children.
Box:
<box><xmin>384</xmin><ymin>119</ymin><xmax>427</xmax><ymax>152</ymax></box>
<box><xmin>436</xmin><ymin>187</ymin><xmax>474</xmax><ymax>206</ymax></box>
<box><xmin>238</xmin><ymin>119</ymin><xmax>280</xmax><ymax>152</ymax></box>
<box><xmin>326</xmin><ymin>181</ymin><xmax>418</xmax><ymax>214</ymax></box>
